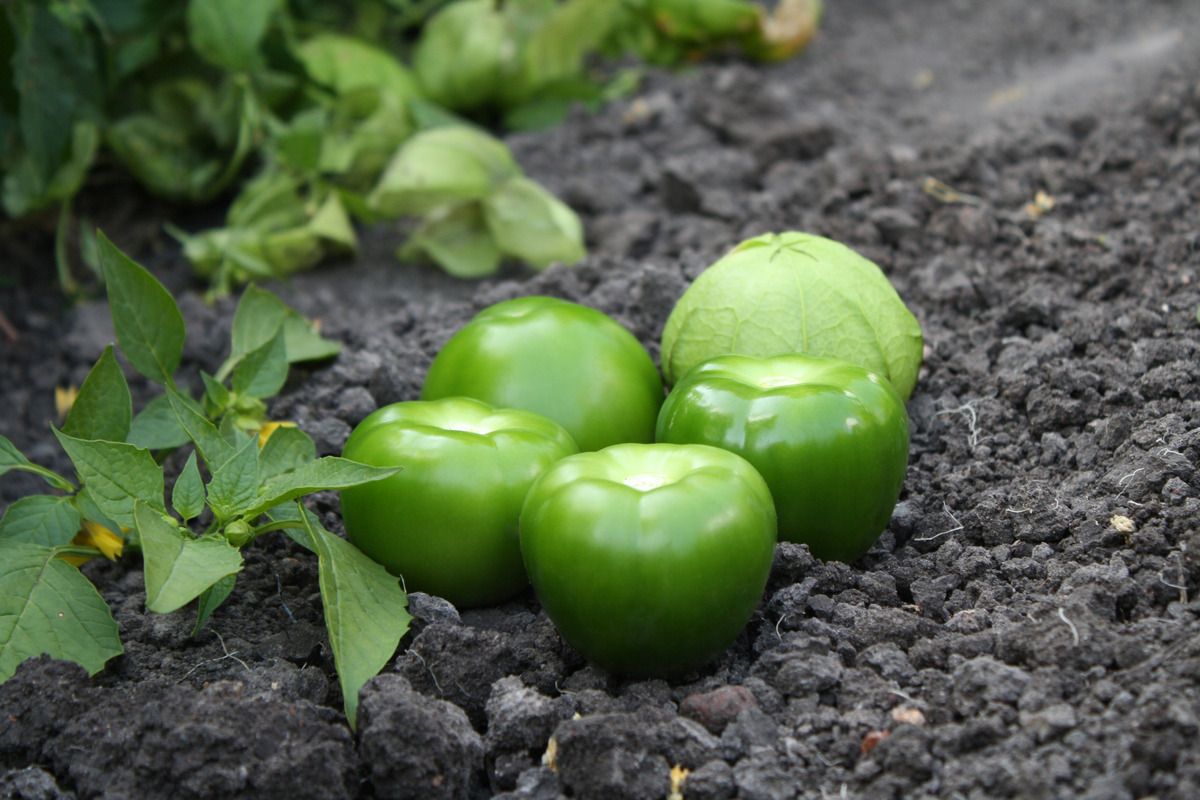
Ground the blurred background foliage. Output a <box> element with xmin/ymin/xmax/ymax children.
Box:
<box><xmin>0</xmin><ymin>0</ymin><xmax>821</xmax><ymax>293</ymax></box>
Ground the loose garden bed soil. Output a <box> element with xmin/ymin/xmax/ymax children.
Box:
<box><xmin>4</xmin><ymin>1</ymin><xmax>1200</xmax><ymax>798</ymax></box>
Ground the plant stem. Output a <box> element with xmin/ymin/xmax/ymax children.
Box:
<box><xmin>55</xmin><ymin>545</ymin><xmax>101</xmax><ymax>558</ymax></box>
<box><xmin>253</xmin><ymin>520</ymin><xmax>307</xmax><ymax>536</ymax></box>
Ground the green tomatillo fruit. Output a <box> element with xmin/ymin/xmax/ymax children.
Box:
<box><xmin>660</xmin><ymin>232</ymin><xmax>923</xmax><ymax>399</ymax></box>
<box><xmin>422</xmin><ymin>296</ymin><xmax>664</xmax><ymax>451</ymax></box>
<box><xmin>520</xmin><ymin>443</ymin><xmax>777</xmax><ymax>677</ymax></box>
<box><xmin>412</xmin><ymin>0</ymin><xmax>516</xmax><ymax>112</ymax></box>
<box><xmin>340</xmin><ymin>397</ymin><xmax>578</xmax><ymax>608</ymax></box>
<box><xmin>656</xmin><ymin>354</ymin><xmax>909</xmax><ymax>562</ymax></box>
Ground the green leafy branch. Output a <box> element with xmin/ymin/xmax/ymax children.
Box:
<box><xmin>0</xmin><ymin>234</ymin><xmax>408</xmax><ymax>728</ymax></box>
<box><xmin>3</xmin><ymin>0</ymin><xmax>822</xmax><ymax>293</ymax></box>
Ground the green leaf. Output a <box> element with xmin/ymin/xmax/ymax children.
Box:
<box><xmin>319</xmin><ymin>98</ymin><xmax>411</xmax><ymax>192</ymax></box>
<box><xmin>259</xmin><ymin>426</ymin><xmax>317</xmax><ymax>480</ymax></box>
<box><xmin>185</xmin><ymin>0</ymin><xmax>279</xmax><ymax>72</ymax></box>
<box><xmin>369</xmin><ymin>126</ymin><xmax>518</xmax><ymax>217</ymax></box>
<box><xmin>98</xmin><ymin>231</ymin><xmax>185</xmax><ymax>385</ymax></box>
<box><xmin>502</xmin><ymin>87</ymin><xmax>597</xmax><ymax>132</ymax></box>
<box><xmin>227</xmin><ymin>170</ymin><xmax>307</xmax><ymax>230</ymax></box>
<box><xmin>483</xmin><ymin>176</ymin><xmax>585</xmax><ymax>269</ymax></box>
<box><xmin>228</xmin><ymin>286</ymin><xmax>340</xmax><ymax>371</ymax></box>
<box><xmin>3</xmin><ymin>121</ymin><xmax>100</xmax><ymax>218</ymax></box>
<box><xmin>193</xmin><ymin>573</ymin><xmax>237</xmax><ymax>634</ymax></box>
<box><xmin>273</xmin><ymin>109</ymin><xmax>326</xmax><ymax>176</ymax></box>
<box><xmin>172</xmin><ymin>452</ymin><xmax>206</xmax><ymax>523</ymax></box>
<box><xmin>508</xmin><ymin>0</ymin><xmax>625</xmax><ymax>105</ymax></box>
<box><xmin>404</xmin><ymin>203</ymin><xmax>502</xmax><ymax>278</ymax></box>
<box><xmin>206</xmin><ymin>436</ymin><xmax>260</xmax><ymax>523</ymax></box>
<box><xmin>250</xmin><ymin>226</ymin><xmax>326</xmax><ymax>281</ymax></box>
<box><xmin>104</xmin><ymin>78</ymin><xmax>258</xmax><ymax>205</ymax></box>
<box><xmin>72</xmin><ymin>491</ymin><xmax>124</xmax><ymax>544</ymax></box>
<box><xmin>5</xmin><ymin>3</ymin><xmax>103</xmax><ymax>204</ymax></box>
<box><xmin>296</xmin><ymin>33</ymin><xmax>420</xmax><ymax>100</ymax></box>
<box><xmin>281</xmin><ymin>314</ymin><xmax>342</xmax><ymax>364</ymax></box>
<box><xmin>136</xmin><ymin>503</ymin><xmax>243</xmax><ymax>615</ymax></box>
<box><xmin>231</xmin><ymin>328</ymin><xmax>288</xmax><ymax>399</ymax></box>
<box><xmin>266</xmin><ymin>503</ymin><xmax>315</xmax><ymax>554</ymax></box>
<box><xmin>308</xmin><ymin>192</ymin><xmax>358</xmax><ymax>253</ymax></box>
<box><xmin>408</xmin><ymin>98</ymin><xmax>472</xmax><ymax>132</ymax></box>
<box><xmin>0</xmin><ymin>543</ymin><xmax>123</xmax><ymax>683</ymax></box>
<box><xmin>298</xmin><ymin>505</ymin><xmax>409</xmax><ymax>728</ymax></box>
<box><xmin>52</xmin><ymin>429</ymin><xmax>164</xmax><ymax>528</ymax></box>
<box><xmin>201</xmin><ymin>372</ymin><xmax>232</xmax><ymax>417</ymax></box>
<box><xmin>246</xmin><ymin>458</ymin><xmax>400</xmax><ymax>518</ymax></box>
<box><xmin>167</xmin><ymin>389</ymin><xmax>235</xmax><ymax>469</ymax></box>
<box><xmin>0</xmin><ymin>435</ymin><xmax>74</xmax><ymax>491</ymax></box>
<box><xmin>644</xmin><ymin>0</ymin><xmax>760</xmax><ymax>43</ymax></box>
<box><xmin>128</xmin><ymin>394</ymin><xmax>192</xmax><ymax>450</ymax></box>
<box><xmin>105</xmin><ymin>112</ymin><xmax>223</xmax><ymax>203</ymax></box>
<box><xmin>0</xmin><ymin>496</ymin><xmax>82</xmax><ymax>548</ymax></box>
<box><xmin>219</xmin><ymin>416</ymin><xmax>251</xmax><ymax>449</ymax></box>
<box><xmin>63</xmin><ymin>346</ymin><xmax>132</xmax><ymax>443</ymax></box>
<box><xmin>89</xmin><ymin>0</ymin><xmax>180</xmax><ymax>69</ymax></box>
<box><xmin>0</xmin><ymin>436</ymin><xmax>30</xmax><ymax>475</ymax></box>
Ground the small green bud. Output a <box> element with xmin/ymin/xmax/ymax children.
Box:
<box><xmin>224</xmin><ymin>519</ymin><xmax>254</xmax><ymax>548</ymax></box>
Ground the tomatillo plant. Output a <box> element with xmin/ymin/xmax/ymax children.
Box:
<box><xmin>520</xmin><ymin>443</ymin><xmax>777</xmax><ymax>677</ymax></box>
<box><xmin>0</xmin><ymin>234</ymin><xmax>407</xmax><ymax>729</ymax></box>
<box><xmin>660</xmin><ymin>232</ymin><xmax>924</xmax><ymax>399</ymax></box>
<box><xmin>656</xmin><ymin>354</ymin><xmax>910</xmax><ymax>562</ymax></box>
<box><xmin>422</xmin><ymin>297</ymin><xmax>664</xmax><ymax>451</ymax></box>
<box><xmin>341</xmin><ymin>398</ymin><xmax>579</xmax><ymax>608</ymax></box>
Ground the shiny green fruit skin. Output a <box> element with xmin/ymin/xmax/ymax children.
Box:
<box><xmin>520</xmin><ymin>443</ymin><xmax>777</xmax><ymax>677</ymax></box>
<box><xmin>422</xmin><ymin>296</ymin><xmax>664</xmax><ymax>452</ymax></box>
<box><xmin>341</xmin><ymin>397</ymin><xmax>578</xmax><ymax>608</ymax></box>
<box><xmin>656</xmin><ymin>354</ymin><xmax>909</xmax><ymax>562</ymax></box>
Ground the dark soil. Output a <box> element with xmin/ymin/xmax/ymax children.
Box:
<box><xmin>4</xmin><ymin>1</ymin><xmax>1200</xmax><ymax>797</ymax></box>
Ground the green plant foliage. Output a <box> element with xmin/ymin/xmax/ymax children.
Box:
<box><xmin>482</xmin><ymin>176</ymin><xmax>585</xmax><ymax>269</ymax></box>
<box><xmin>291</xmin><ymin>505</ymin><xmax>411</xmax><ymax>729</ymax></box>
<box><xmin>97</xmin><ymin>232</ymin><xmax>187</xmax><ymax>385</ymax></box>
<box><xmin>185</xmin><ymin>0</ymin><xmax>281</xmax><ymax>73</ymax></box>
<box><xmin>0</xmin><ymin>2</ymin><xmax>104</xmax><ymax>217</ymax></box>
<box><xmin>2</xmin><ymin>0</ymin><xmax>822</xmax><ymax>292</ymax></box>
<box><xmin>136</xmin><ymin>502</ymin><xmax>244</xmax><ymax>614</ymax></box>
<box><xmin>0</xmin><ymin>544</ymin><xmax>124</xmax><ymax>683</ymax></box>
<box><xmin>0</xmin><ymin>235</ymin><xmax>402</xmax><ymax>727</ymax></box>
<box><xmin>376</xmin><ymin>128</ymin><xmax>584</xmax><ymax>276</ymax></box>
<box><xmin>172</xmin><ymin>454</ymin><xmax>206</xmax><ymax>523</ymax></box>
<box><xmin>0</xmin><ymin>436</ymin><xmax>74</xmax><ymax>492</ymax></box>
<box><xmin>0</xmin><ymin>496</ymin><xmax>82</xmax><ymax>548</ymax></box>
<box><xmin>61</xmin><ymin>348</ymin><xmax>132</xmax><ymax>443</ymax></box>
<box><xmin>370</xmin><ymin>126</ymin><xmax>519</xmax><ymax>216</ymax></box>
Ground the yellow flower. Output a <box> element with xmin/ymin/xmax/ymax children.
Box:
<box><xmin>62</xmin><ymin>521</ymin><xmax>126</xmax><ymax>566</ymax></box>
<box><xmin>55</xmin><ymin>386</ymin><xmax>79</xmax><ymax>420</ymax></box>
<box><xmin>258</xmin><ymin>420</ymin><xmax>297</xmax><ymax>448</ymax></box>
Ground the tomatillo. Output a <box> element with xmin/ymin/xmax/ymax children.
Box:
<box><xmin>656</xmin><ymin>354</ymin><xmax>909</xmax><ymax>562</ymax></box>
<box><xmin>520</xmin><ymin>443</ymin><xmax>776</xmax><ymax>677</ymax></box>
<box><xmin>422</xmin><ymin>296</ymin><xmax>664</xmax><ymax>451</ymax></box>
<box><xmin>340</xmin><ymin>397</ymin><xmax>578</xmax><ymax>608</ymax></box>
